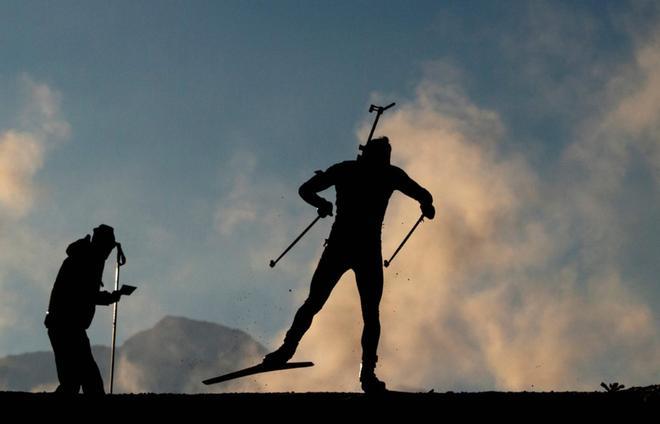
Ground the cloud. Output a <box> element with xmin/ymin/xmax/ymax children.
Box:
<box><xmin>214</xmin><ymin>150</ymin><xmax>328</xmax><ymax>275</ymax></box>
<box><xmin>600</xmin><ymin>29</ymin><xmax>660</xmax><ymax>184</ymax></box>
<box><xmin>0</xmin><ymin>75</ymin><xmax>69</xmax><ymax>218</ymax></box>
<box><xmin>0</xmin><ymin>130</ymin><xmax>45</xmax><ymax>217</ymax></box>
<box><xmin>0</xmin><ymin>76</ymin><xmax>70</xmax><ymax>341</ymax></box>
<box><xmin>255</xmin><ymin>33</ymin><xmax>660</xmax><ymax>391</ymax></box>
<box><xmin>214</xmin><ymin>151</ymin><xmax>263</xmax><ymax>236</ymax></box>
<box><xmin>18</xmin><ymin>75</ymin><xmax>71</xmax><ymax>140</ymax></box>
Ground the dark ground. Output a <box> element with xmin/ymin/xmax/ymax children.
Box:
<box><xmin>1</xmin><ymin>390</ymin><xmax>658</xmax><ymax>419</ymax></box>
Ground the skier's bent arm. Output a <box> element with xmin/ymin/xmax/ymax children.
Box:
<box><xmin>298</xmin><ymin>167</ymin><xmax>336</xmax><ymax>217</ymax></box>
<box><xmin>393</xmin><ymin>167</ymin><xmax>435</xmax><ymax>219</ymax></box>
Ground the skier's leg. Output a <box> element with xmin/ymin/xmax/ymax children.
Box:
<box><xmin>354</xmin><ymin>249</ymin><xmax>386</xmax><ymax>393</ymax></box>
<box><xmin>264</xmin><ymin>245</ymin><xmax>349</xmax><ymax>364</ymax></box>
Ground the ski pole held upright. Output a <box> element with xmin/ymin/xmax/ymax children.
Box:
<box><xmin>109</xmin><ymin>242</ymin><xmax>126</xmax><ymax>394</ymax></box>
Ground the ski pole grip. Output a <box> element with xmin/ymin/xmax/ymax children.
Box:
<box><xmin>116</xmin><ymin>243</ymin><xmax>126</xmax><ymax>266</ymax></box>
<box><xmin>369</xmin><ymin>102</ymin><xmax>396</xmax><ymax>114</ymax></box>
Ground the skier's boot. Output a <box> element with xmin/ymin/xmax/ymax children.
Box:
<box><xmin>262</xmin><ymin>341</ymin><xmax>298</xmax><ymax>367</ymax></box>
<box><xmin>359</xmin><ymin>360</ymin><xmax>387</xmax><ymax>394</ymax></box>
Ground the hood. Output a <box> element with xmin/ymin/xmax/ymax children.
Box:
<box><xmin>65</xmin><ymin>234</ymin><xmax>91</xmax><ymax>258</ymax></box>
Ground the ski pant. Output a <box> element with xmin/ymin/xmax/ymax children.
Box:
<box><xmin>283</xmin><ymin>240</ymin><xmax>383</xmax><ymax>367</ymax></box>
<box><xmin>47</xmin><ymin>327</ymin><xmax>105</xmax><ymax>394</ymax></box>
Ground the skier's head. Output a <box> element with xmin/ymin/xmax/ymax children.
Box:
<box><xmin>358</xmin><ymin>136</ymin><xmax>391</xmax><ymax>166</ymax></box>
<box><xmin>91</xmin><ymin>224</ymin><xmax>117</xmax><ymax>259</ymax></box>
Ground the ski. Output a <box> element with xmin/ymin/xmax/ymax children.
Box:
<box><xmin>203</xmin><ymin>361</ymin><xmax>314</xmax><ymax>385</ymax></box>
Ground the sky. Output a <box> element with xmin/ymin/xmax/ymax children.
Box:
<box><xmin>1</xmin><ymin>0</ymin><xmax>659</xmax><ymax>392</ymax></box>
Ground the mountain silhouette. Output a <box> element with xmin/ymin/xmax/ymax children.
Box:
<box><xmin>0</xmin><ymin>316</ymin><xmax>267</xmax><ymax>393</ymax></box>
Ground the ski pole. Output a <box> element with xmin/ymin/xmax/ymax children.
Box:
<box><xmin>109</xmin><ymin>242</ymin><xmax>126</xmax><ymax>394</ymax></box>
<box><xmin>384</xmin><ymin>214</ymin><xmax>424</xmax><ymax>268</ymax></box>
<box><xmin>366</xmin><ymin>102</ymin><xmax>395</xmax><ymax>143</ymax></box>
<box><xmin>269</xmin><ymin>215</ymin><xmax>322</xmax><ymax>268</ymax></box>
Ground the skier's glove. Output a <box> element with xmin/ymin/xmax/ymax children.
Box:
<box><xmin>317</xmin><ymin>200</ymin><xmax>334</xmax><ymax>218</ymax></box>
<box><xmin>421</xmin><ymin>202</ymin><xmax>435</xmax><ymax>220</ymax></box>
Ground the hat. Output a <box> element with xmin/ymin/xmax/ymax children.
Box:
<box><xmin>92</xmin><ymin>224</ymin><xmax>116</xmax><ymax>245</ymax></box>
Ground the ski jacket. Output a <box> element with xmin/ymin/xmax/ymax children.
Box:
<box><xmin>45</xmin><ymin>235</ymin><xmax>118</xmax><ymax>329</ymax></box>
<box><xmin>299</xmin><ymin>160</ymin><xmax>433</xmax><ymax>245</ymax></box>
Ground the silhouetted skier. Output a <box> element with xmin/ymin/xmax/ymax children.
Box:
<box><xmin>45</xmin><ymin>224</ymin><xmax>131</xmax><ymax>394</ymax></box>
<box><xmin>263</xmin><ymin>137</ymin><xmax>435</xmax><ymax>393</ymax></box>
